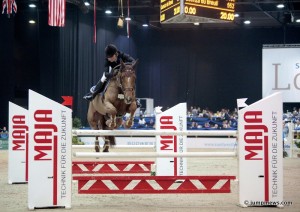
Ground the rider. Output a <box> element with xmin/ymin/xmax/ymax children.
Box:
<box><xmin>83</xmin><ymin>44</ymin><xmax>135</xmax><ymax>101</ymax></box>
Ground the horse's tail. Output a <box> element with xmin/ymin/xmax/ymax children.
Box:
<box><xmin>108</xmin><ymin>136</ymin><xmax>116</xmax><ymax>146</ymax></box>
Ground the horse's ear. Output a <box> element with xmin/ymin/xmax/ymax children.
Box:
<box><xmin>132</xmin><ymin>59</ymin><xmax>138</xmax><ymax>70</ymax></box>
<box><xmin>120</xmin><ymin>59</ymin><xmax>125</xmax><ymax>71</ymax></box>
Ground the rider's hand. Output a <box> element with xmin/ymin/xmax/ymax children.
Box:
<box><xmin>105</xmin><ymin>72</ymin><xmax>114</xmax><ymax>80</ymax></box>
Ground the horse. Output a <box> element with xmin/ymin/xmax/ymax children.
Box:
<box><xmin>87</xmin><ymin>60</ymin><xmax>138</xmax><ymax>152</ymax></box>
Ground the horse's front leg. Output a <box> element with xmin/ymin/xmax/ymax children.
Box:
<box><xmin>125</xmin><ymin>101</ymin><xmax>138</xmax><ymax>128</ymax></box>
<box><xmin>104</xmin><ymin>102</ymin><xmax>117</xmax><ymax>128</ymax></box>
<box><xmin>106</xmin><ymin>114</ymin><xmax>117</xmax><ymax>128</ymax></box>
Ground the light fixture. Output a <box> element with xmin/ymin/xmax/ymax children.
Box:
<box><xmin>29</xmin><ymin>20</ymin><xmax>36</xmax><ymax>24</ymax></box>
<box><xmin>142</xmin><ymin>23</ymin><xmax>149</xmax><ymax>27</ymax></box>
<box><xmin>84</xmin><ymin>1</ymin><xmax>90</xmax><ymax>6</ymax></box>
<box><xmin>29</xmin><ymin>4</ymin><xmax>36</xmax><ymax>8</ymax></box>
<box><xmin>244</xmin><ymin>20</ymin><xmax>251</xmax><ymax>24</ymax></box>
<box><xmin>105</xmin><ymin>9</ymin><xmax>112</xmax><ymax>14</ymax></box>
<box><xmin>296</xmin><ymin>19</ymin><xmax>300</xmax><ymax>23</ymax></box>
<box><xmin>193</xmin><ymin>22</ymin><xmax>199</xmax><ymax>25</ymax></box>
<box><xmin>277</xmin><ymin>4</ymin><xmax>285</xmax><ymax>9</ymax></box>
<box><xmin>125</xmin><ymin>17</ymin><xmax>131</xmax><ymax>21</ymax></box>
<box><xmin>234</xmin><ymin>13</ymin><xmax>239</xmax><ymax>18</ymax></box>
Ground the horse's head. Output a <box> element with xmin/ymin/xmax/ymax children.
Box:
<box><xmin>119</xmin><ymin>59</ymin><xmax>138</xmax><ymax>104</ymax></box>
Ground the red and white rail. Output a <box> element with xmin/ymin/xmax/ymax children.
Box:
<box><xmin>73</xmin><ymin>175</ymin><xmax>236</xmax><ymax>194</ymax></box>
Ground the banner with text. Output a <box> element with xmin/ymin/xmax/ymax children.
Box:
<box><xmin>8</xmin><ymin>102</ymin><xmax>29</xmax><ymax>184</ymax></box>
<box><xmin>155</xmin><ymin>103</ymin><xmax>187</xmax><ymax>176</ymax></box>
<box><xmin>262</xmin><ymin>47</ymin><xmax>300</xmax><ymax>102</ymax></box>
<box><xmin>28</xmin><ymin>90</ymin><xmax>72</xmax><ymax>209</ymax></box>
<box><xmin>238</xmin><ymin>92</ymin><xmax>283</xmax><ymax>206</ymax></box>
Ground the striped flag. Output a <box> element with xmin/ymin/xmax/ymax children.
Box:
<box><xmin>48</xmin><ymin>0</ymin><xmax>66</xmax><ymax>27</ymax></box>
<box><xmin>2</xmin><ymin>0</ymin><xmax>17</xmax><ymax>17</ymax></box>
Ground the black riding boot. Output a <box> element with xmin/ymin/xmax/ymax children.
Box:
<box><xmin>83</xmin><ymin>80</ymin><xmax>104</xmax><ymax>101</ymax></box>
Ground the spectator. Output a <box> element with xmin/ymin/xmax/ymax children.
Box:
<box><xmin>138</xmin><ymin>115</ymin><xmax>146</xmax><ymax>128</ymax></box>
<box><xmin>0</xmin><ymin>126</ymin><xmax>8</xmax><ymax>139</ymax></box>
<box><xmin>148</xmin><ymin>119</ymin><xmax>155</xmax><ymax>128</ymax></box>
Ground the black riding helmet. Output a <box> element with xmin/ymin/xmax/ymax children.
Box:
<box><xmin>105</xmin><ymin>44</ymin><xmax>118</xmax><ymax>58</ymax></box>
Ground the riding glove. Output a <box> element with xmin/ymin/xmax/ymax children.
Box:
<box><xmin>105</xmin><ymin>72</ymin><xmax>114</xmax><ymax>80</ymax></box>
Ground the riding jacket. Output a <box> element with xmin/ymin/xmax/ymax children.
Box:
<box><xmin>100</xmin><ymin>51</ymin><xmax>135</xmax><ymax>83</ymax></box>
<box><xmin>104</xmin><ymin>51</ymin><xmax>135</xmax><ymax>73</ymax></box>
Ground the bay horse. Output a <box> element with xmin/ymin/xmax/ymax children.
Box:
<box><xmin>87</xmin><ymin>60</ymin><xmax>138</xmax><ymax>152</ymax></box>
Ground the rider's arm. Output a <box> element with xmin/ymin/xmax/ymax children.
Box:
<box><xmin>101</xmin><ymin>61</ymin><xmax>110</xmax><ymax>82</ymax></box>
<box><xmin>120</xmin><ymin>52</ymin><xmax>135</xmax><ymax>63</ymax></box>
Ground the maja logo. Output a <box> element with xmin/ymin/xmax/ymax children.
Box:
<box><xmin>244</xmin><ymin>111</ymin><xmax>268</xmax><ymax>160</ymax></box>
<box><xmin>159</xmin><ymin>116</ymin><xmax>177</xmax><ymax>151</ymax></box>
<box><xmin>33</xmin><ymin>110</ymin><xmax>58</xmax><ymax>161</ymax></box>
<box><xmin>12</xmin><ymin>115</ymin><xmax>28</xmax><ymax>151</ymax></box>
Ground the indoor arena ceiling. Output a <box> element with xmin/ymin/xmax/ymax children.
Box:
<box><xmin>20</xmin><ymin>0</ymin><xmax>300</xmax><ymax>30</ymax></box>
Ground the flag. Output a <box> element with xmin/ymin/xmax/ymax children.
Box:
<box><xmin>2</xmin><ymin>0</ymin><xmax>17</xmax><ymax>17</ymax></box>
<box><xmin>48</xmin><ymin>0</ymin><xmax>66</xmax><ymax>27</ymax></box>
<box><xmin>127</xmin><ymin>0</ymin><xmax>130</xmax><ymax>38</ymax></box>
<box><xmin>237</xmin><ymin>98</ymin><xmax>248</xmax><ymax>108</ymax></box>
<box><xmin>61</xmin><ymin>96</ymin><xmax>73</xmax><ymax>108</ymax></box>
<box><xmin>93</xmin><ymin>0</ymin><xmax>96</xmax><ymax>43</ymax></box>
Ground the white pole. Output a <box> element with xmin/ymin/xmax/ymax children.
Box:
<box><xmin>73</xmin><ymin>151</ymin><xmax>237</xmax><ymax>158</ymax></box>
<box><xmin>72</xmin><ymin>130</ymin><xmax>237</xmax><ymax>137</ymax></box>
<box><xmin>72</xmin><ymin>145</ymin><xmax>155</xmax><ymax>149</ymax></box>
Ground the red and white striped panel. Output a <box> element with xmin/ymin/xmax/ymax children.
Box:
<box><xmin>73</xmin><ymin>176</ymin><xmax>236</xmax><ymax>194</ymax></box>
<box><xmin>72</xmin><ymin>161</ymin><xmax>154</xmax><ymax>174</ymax></box>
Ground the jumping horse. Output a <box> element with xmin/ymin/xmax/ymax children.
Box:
<box><xmin>87</xmin><ymin>60</ymin><xmax>138</xmax><ymax>152</ymax></box>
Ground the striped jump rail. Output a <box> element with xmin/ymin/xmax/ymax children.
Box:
<box><xmin>72</xmin><ymin>161</ymin><xmax>154</xmax><ymax>174</ymax></box>
<box><xmin>73</xmin><ymin>175</ymin><xmax>236</xmax><ymax>194</ymax></box>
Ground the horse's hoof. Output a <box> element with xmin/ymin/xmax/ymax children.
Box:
<box><xmin>102</xmin><ymin>147</ymin><xmax>109</xmax><ymax>152</ymax></box>
<box><xmin>125</xmin><ymin>121</ymin><xmax>133</xmax><ymax>128</ymax></box>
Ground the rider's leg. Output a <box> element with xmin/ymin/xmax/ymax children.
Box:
<box><xmin>84</xmin><ymin>73</ymin><xmax>108</xmax><ymax>101</ymax></box>
<box><xmin>83</xmin><ymin>79</ymin><xmax>105</xmax><ymax>101</ymax></box>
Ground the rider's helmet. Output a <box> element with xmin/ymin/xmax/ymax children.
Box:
<box><xmin>105</xmin><ymin>44</ymin><xmax>118</xmax><ymax>58</ymax></box>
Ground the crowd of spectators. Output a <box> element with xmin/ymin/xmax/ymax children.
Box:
<box><xmin>283</xmin><ymin>107</ymin><xmax>300</xmax><ymax>129</ymax></box>
<box><xmin>126</xmin><ymin>105</ymin><xmax>300</xmax><ymax>131</ymax></box>
<box><xmin>122</xmin><ymin>106</ymin><xmax>239</xmax><ymax>130</ymax></box>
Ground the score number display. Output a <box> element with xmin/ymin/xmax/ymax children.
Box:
<box><xmin>160</xmin><ymin>0</ymin><xmax>236</xmax><ymax>23</ymax></box>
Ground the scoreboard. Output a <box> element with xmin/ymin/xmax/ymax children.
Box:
<box><xmin>160</xmin><ymin>0</ymin><xmax>235</xmax><ymax>23</ymax></box>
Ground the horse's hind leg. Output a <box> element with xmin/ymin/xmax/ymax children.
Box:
<box><xmin>103</xmin><ymin>137</ymin><xmax>110</xmax><ymax>152</ymax></box>
<box><xmin>95</xmin><ymin>136</ymin><xmax>100</xmax><ymax>152</ymax></box>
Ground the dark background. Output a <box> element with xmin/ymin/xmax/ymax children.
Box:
<box><xmin>1</xmin><ymin>4</ymin><xmax>300</xmax><ymax>128</ymax></box>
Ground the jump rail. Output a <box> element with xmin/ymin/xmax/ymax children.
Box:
<box><xmin>73</xmin><ymin>152</ymin><xmax>237</xmax><ymax>158</ymax></box>
<box><xmin>72</xmin><ymin>130</ymin><xmax>237</xmax><ymax>137</ymax></box>
<box><xmin>72</xmin><ymin>145</ymin><xmax>155</xmax><ymax>149</ymax></box>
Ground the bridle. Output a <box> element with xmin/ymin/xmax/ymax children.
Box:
<box><xmin>116</xmin><ymin>65</ymin><xmax>136</xmax><ymax>94</ymax></box>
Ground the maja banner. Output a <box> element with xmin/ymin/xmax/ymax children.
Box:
<box><xmin>8</xmin><ymin>102</ymin><xmax>28</xmax><ymax>184</ymax></box>
<box><xmin>262</xmin><ymin>46</ymin><xmax>300</xmax><ymax>102</ymax></box>
<box><xmin>155</xmin><ymin>103</ymin><xmax>187</xmax><ymax>176</ymax></box>
<box><xmin>28</xmin><ymin>90</ymin><xmax>72</xmax><ymax>209</ymax></box>
<box><xmin>238</xmin><ymin>92</ymin><xmax>283</xmax><ymax>207</ymax></box>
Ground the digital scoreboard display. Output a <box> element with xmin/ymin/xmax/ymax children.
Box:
<box><xmin>160</xmin><ymin>0</ymin><xmax>235</xmax><ymax>23</ymax></box>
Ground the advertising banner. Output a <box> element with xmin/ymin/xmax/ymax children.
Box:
<box><xmin>262</xmin><ymin>47</ymin><xmax>300</xmax><ymax>102</ymax></box>
<box><xmin>28</xmin><ymin>90</ymin><xmax>72</xmax><ymax>209</ymax></box>
<box><xmin>8</xmin><ymin>102</ymin><xmax>28</xmax><ymax>184</ymax></box>
<box><xmin>238</xmin><ymin>92</ymin><xmax>283</xmax><ymax>206</ymax></box>
<box><xmin>155</xmin><ymin>103</ymin><xmax>187</xmax><ymax>176</ymax></box>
